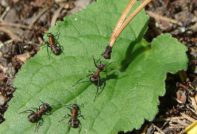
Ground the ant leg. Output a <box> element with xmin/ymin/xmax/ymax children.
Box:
<box><xmin>77</xmin><ymin>108</ymin><xmax>84</xmax><ymax>119</ymax></box>
<box><xmin>87</xmin><ymin>71</ymin><xmax>94</xmax><ymax>77</ymax></box>
<box><xmin>99</xmin><ymin>59</ymin><xmax>102</xmax><ymax>65</ymax></box>
<box><xmin>40</xmin><ymin>42</ymin><xmax>47</xmax><ymax>49</ymax></box>
<box><xmin>19</xmin><ymin>109</ymin><xmax>34</xmax><ymax>114</ymax></box>
<box><xmin>67</xmin><ymin>114</ymin><xmax>71</xmax><ymax>117</ymax></box>
<box><xmin>93</xmin><ymin>57</ymin><xmax>98</xmax><ymax>68</ymax></box>
<box><xmin>47</xmin><ymin>33</ymin><xmax>52</xmax><ymax>37</ymax></box>
<box><xmin>40</xmin><ymin>100</ymin><xmax>45</xmax><ymax>104</ymax></box>
<box><xmin>78</xmin><ymin>114</ymin><xmax>85</xmax><ymax>119</ymax></box>
<box><xmin>98</xmin><ymin>80</ymin><xmax>106</xmax><ymax>96</ymax></box>
<box><xmin>80</xmin><ymin>103</ymin><xmax>84</xmax><ymax>108</ymax></box>
<box><xmin>46</xmin><ymin>45</ymin><xmax>51</xmax><ymax>59</ymax></box>
<box><xmin>72</xmin><ymin>78</ymin><xmax>84</xmax><ymax>87</ymax></box>
<box><xmin>39</xmin><ymin>100</ymin><xmax>47</xmax><ymax>106</ymax></box>
<box><xmin>65</xmin><ymin>103</ymin><xmax>72</xmax><ymax>108</ymax></box>
<box><xmin>59</xmin><ymin>114</ymin><xmax>71</xmax><ymax>122</ymax></box>
<box><xmin>34</xmin><ymin>118</ymin><xmax>44</xmax><ymax>132</ymax></box>
<box><xmin>39</xmin><ymin>100</ymin><xmax>49</xmax><ymax>107</ymax></box>
<box><xmin>31</xmin><ymin>107</ymin><xmax>39</xmax><ymax>111</ymax></box>
<box><xmin>101</xmin><ymin>80</ymin><xmax>106</xmax><ymax>90</ymax></box>
<box><xmin>45</xmin><ymin>109</ymin><xmax>52</xmax><ymax>115</ymax></box>
<box><xmin>66</xmin><ymin>125</ymin><xmax>71</xmax><ymax>133</ymax></box>
<box><xmin>72</xmin><ymin>77</ymin><xmax>90</xmax><ymax>88</ymax></box>
<box><xmin>88</xmin><ymin>70</ymin><xmax>94</xmax><ymax>74</ymax></box>
<box><xmin>77</xmin><ymin>121</ymin><xmax>83</xmax><ymax>133</ymax></box>
<box><xmin>94</xmin><ymin>79</ymin><xmax>100</xmax><ymax>101</ymax></box>
<box><xmin>66</xmin><ymin>106</ymin><xmax>72</xmax><ymax>110</ymax></box>
<box><xmin>55</xmin><ymin>32</ymin><xmax>60</xmax><ymax>40</ymax></box>
<box><xmin>59</xmin><ymin>44</ymin><xmax>64</xmax><ymax>51</ymax></box>
<box><xmin>105</xmin><ymin>61</ymin><xmax>112</xmax><ymax>67</ymax></box>
<box><xmin>78</xmin><ymin>124</ymin><xmax>82</xmax><ymax>134</ymax></box>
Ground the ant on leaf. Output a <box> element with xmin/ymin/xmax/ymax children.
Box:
<box><xmin>43</xmin><ymin>32</ymin><xmax>63</xmax><ymax>57</ymax></box>
<box><xmin>59</xmin><ymin>104</ymin><xmax>84</xmax><ymax>133</ymax></box>
<box><xmin>20</xmin><ymin>101</ymin><xmax>52</xmax><ymax>132</ymax></box>
<box><xmin>72</xmin><ymin>57</ymin><xmax>108</xmax><ymax>101</ymax></box>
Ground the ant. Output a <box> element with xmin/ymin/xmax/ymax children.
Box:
<box><xmin>46</xmin><ymin>33</ymin><xmax>63</xmax><ymax>55</ymax></box>
<box><xmin>20</xmin><ymin>102</ymin><xmax>52</xmax><ymax>131</ymax></box>
<box><xmin>89</xmin><ymin>57</ymin><xmax>106</xmax><ymax>97</ymax></box>
<box><xmin>60</xmin><ymin>104</ymin><xmax>84</xmax><ymax>128</ymax></box>
<box><xmin>72</xmin><ymin>57</ymin><xmax>107</xmax><ymax>101</ymax></box>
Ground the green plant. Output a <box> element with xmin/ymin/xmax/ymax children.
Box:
<box><xmin>0</xmin><ymin>0</ymin><xmax>188</xmax><ymax>134</ymax></box>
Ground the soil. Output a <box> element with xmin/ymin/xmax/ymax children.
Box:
<box><xmin>0</xmin><ymin>0</ymin><xmax>196</xmax><ymax>134</ymax></box>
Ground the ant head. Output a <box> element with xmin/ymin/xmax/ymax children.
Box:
<box><xmin>98</xmin><ymin>64</ymin><xmax>105</xmax><ymax>71</ymax></box>
<box><xmin>42</xmin><ymin>103</ymin><xmax>52</xmax><ymax>111</ymax></box>
<box><xmin>72</xmin><ymin>104</ymin><xmax>80</xmax><ymax>110</ymax></box>
<box><xmin>47</xmin><ymin>33</ymin><xmax>53</xmax><ymax>37</ymax></box>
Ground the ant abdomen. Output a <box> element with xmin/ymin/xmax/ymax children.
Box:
<box><xmin>51</xmin><ymin>45</ymin><xmax>62</xmax><ymax>55</ymax></box>
<box><xmin>28</xmin><ymin>113</ymin><xmax>40</xmax><ymax>123</ymax></box>
<box><xmin>69</xmin><ymin>118</ymin><xmax>80</xmax><ymax>128</ymax></box>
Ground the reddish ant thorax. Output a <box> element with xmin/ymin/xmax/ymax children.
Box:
<box><xmin>46</xmin><ymin>33</ymin><xmax>62</xmax><ymax>55</ymax></box>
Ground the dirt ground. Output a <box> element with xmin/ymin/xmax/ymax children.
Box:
<box><xmin>0</xmin><ymin>0</ymin><xmax>197</xmax><ymax>134</ymax></box>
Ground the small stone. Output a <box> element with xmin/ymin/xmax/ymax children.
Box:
<box><xmin>0</xmin><ymin>94</ymin><xmax>6</xmax><ymax>105</ymax></box>
<box><xmin>176</xmin><ymin>90</ymin><xmax>187</xmax><ymax>104</ymax></box>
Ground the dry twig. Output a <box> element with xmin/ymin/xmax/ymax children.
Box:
<box><xmin>51</xmin><ymin>6</ymin><xmax>64</xmax><ymax>26</ymax></box>
<box><xmin>181</xmin><ymin>113</ymin><xmax>196</xmax><ymax>122</ymax></box>
<box><xmin>0</xmin><ymin>21</ymin><xmax>31</xmax><ymax>30</ymax></box>
<box><xmin>152</xmin><ymin>124</ymin><xmax>165</xmax><ymax>134</ymax></box>
<box><xmin>29</xmin><ymin>7</ymin><xmax>49</xmax><ymax>28</ymax></box>
<box><xmin>146</xmin><ymin>11</ymin><xmax>182</xmax><ymax>26</ymax></box>
<box><xmin>109</xmin><ymin>0</ymin><xmax>153</xmax><ymax>47</ymax></box>
<box><xmin>0</xmin><ymin>27</ymin><xmax>21</xmax><ymax>41</ymax></box>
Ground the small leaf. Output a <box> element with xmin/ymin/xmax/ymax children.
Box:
<box><xmin>0</xmin><ymin>0</ymin><xmax>188</xmax><ymax>134</ymax></box>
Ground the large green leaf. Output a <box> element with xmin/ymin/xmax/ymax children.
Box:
<box><xmin>0</xmin><ymin>0</ymin><xmax>188</xmax><ymax>134</ymax></box>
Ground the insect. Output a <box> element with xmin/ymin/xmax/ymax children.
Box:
<box><xmin>71</xmin><ymin>57</ymin><xmax>107</xmax><ymax>101</ymax></box>
<box><xmin>46</xmin><ymin>33</ymin><xmax>62</xmax><ymax>55</ymax></box>
<box><xmin>60</xmin><ymin>104</ymin><xmax>84</xmax><ymax>128</ymax></box>
<box><xmin>88</xmin><ymin>57</ymin><xmax>106</xmax><ymax>97</ymax></box>
<box><xmin>20</xmin><ymin>102</ymin><xmax>52</xmax><ymax>131</ymax></box>
<box><xmin>102</xmin><ymin>46</ymin><xmax>112</xmax><ymax>59</ymax></box>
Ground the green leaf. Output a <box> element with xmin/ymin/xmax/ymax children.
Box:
<box><xmin>0</xmin><ymin>0</ymin><xmax>188</xmax><ymax>134</ymax></box>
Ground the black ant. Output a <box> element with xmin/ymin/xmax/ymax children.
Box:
<box><xmin>88</xmin><ymin>58</ymin><xmax>106</xmax><ymax>99</ymax></box>
<box><xmin>20</xmin><ymin>102</ymin><xmax>52</xmax><ymax>131</ymax></box>
<box><xmin>75</xmin><ymin>57</ymin><xmax>107</xmax><ymax>100</ymax></box>
<box><xmin>46</xmin><ymin>33</ymin><xmax>63</xmax><ymax>55</ymax></box>
<box><xmin>60</xmin><ymin>104</ymin><xmax>84</xmax><ymax>128</ymax></box>
<box><xmin>102</xmin><ymin>46</ymin><xmax>112</xmax><ymax>59</ymax></box>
